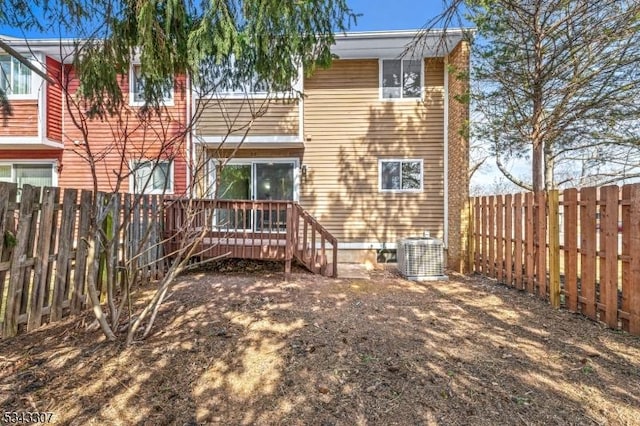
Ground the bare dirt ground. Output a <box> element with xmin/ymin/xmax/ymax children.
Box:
<box><xmin>1</xmin><ymin>265</ymin><xmax>640</xmax><ymax>425</ymax></box>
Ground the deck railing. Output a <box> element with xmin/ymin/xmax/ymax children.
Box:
<box><xmin>163</xmin><ymin>199</ymin><xmax>338</xmax><ymax>277</ymax></box>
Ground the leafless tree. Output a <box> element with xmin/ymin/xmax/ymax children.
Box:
<box><xmin>417</xmin><ymin>0</ymin><xmax>640</xmax><ymax>191</ymax></box>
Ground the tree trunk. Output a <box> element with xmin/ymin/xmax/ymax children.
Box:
<box><xmin>86</xmin><ymin>230</ymin><xmax>116</xmax><ymax>341</ymax></box>
<box><xmin>544</xmin><ymin>142</ymin><xmax>555</xmax><ymax>191</ymax></box>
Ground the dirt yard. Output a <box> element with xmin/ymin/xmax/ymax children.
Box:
<box><xmin>1</xmin><ymin>266</ymin><xmax>640</xmax><ymax>425</ymax></box>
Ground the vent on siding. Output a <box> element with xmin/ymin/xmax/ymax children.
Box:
<box><xmin>397</xmin><ymin>237</ymin><xmax>448</xmax><ymax>281</ymax></box>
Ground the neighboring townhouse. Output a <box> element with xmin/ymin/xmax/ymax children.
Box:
<box><xmin>1</xmin><ymin>29</ymin><xmax>470</xmax><ymax>271</ymax></box>
<box><xmin>195</xmin><ymin>30</ymin><xmax>470</xmax><ymax>271</ymax></box>
<box><xmin>0</xmin><ymin>36</ymin><xmax>189</xmax><ymax>195</ymax></box>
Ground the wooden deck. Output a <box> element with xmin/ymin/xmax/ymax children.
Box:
<box><xmin>164</xmin><ymin>199</ymin><xmax>338</xmax><ymax>277</ymax></box>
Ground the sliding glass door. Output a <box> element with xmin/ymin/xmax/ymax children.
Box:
<box><xmin>217</xmin><ymin>164</ymin><xmax>252</xmax><ymax>229</ymax></box>
<box><xmin>212</xmin><ymin>159</ymin><xmax>297</xmax><ymax>232</ymax></box>
<box><xmin>254</xmin><ymin>163</ymin><xmax>294</xmax><ymax>232</ymax></box>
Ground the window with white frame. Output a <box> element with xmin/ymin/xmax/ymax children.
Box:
<box><xmin>381</xmin><ymin>59</ymin><xmax>423</xmax><ymax>99</ymax></box>
<box><xmin>0</xmin><ymin>55</ymin><xmax>35</xmax><ymax>97</ymax></box>
<box><xmin>130</xmin><ymin>64</ymin><xmax>174</xmax><ymax>105</ymax></box>
<box><xmin>217</xmin><ymin>71</ymin><xmax>269</xmax><ymax>95</ymax></box>
<box><xmin>379</xmin><ymin>159</ymin><xmax>423</xmax><ymax>192</ymax></box>
<box><xmin>199</xmin><ymin>55</ymin><xmax>296</xmax><ymax>97</ymax></box>
<box><xmin>0</xmin><ymin>163</ymin><xmax>55</xmax><ymax>188</ymax></box>
<box><xmin>131</xmin><ymin>160</ymin><xmax>173</xmax><ymax>194</ymax></box>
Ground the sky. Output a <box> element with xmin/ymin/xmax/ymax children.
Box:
<box><xmin>346</xmin><ymin>1</ymin><xmax>446</xmax><ymax>31</ymax></box>
<box><xmin>0</xmin><ymin>1</ymin><xmax>450</xmax><ymax>37</ymax></box>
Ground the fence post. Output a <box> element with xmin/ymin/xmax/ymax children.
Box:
<box><xmin>548</xmin><ymin>190</ymin><xmax>560</xmax><ymax>308</ymax></box>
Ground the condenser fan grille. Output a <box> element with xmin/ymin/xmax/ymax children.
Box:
<box><xmin>397</xmin><ymin>237</ymin><xmax>448</xmax><ymax>281</ymax></box>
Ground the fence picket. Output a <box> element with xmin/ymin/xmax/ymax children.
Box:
<box><xmin>488</xmin><ymin>195</ymin><xmax>495</xmax><ymax>278</ymax></box>
<box><xmin>474</xmin><ymin>198</ymin><xmax>481</xmax><ymax>273</ymax></box>
<box><xmin>0</xmin><ymin>183</ymin><xmax>15</xmax><ymax>337</ymax></box>
<box><xmin>72</xmin><ymin>190</ymin><xmax>89</xmax><ymax>313</ymax></box>
<box><xmin>625</xmin><ymin>184</ymin><xmax>640</xmax><ymax>334</ymax></box>
<box><xmin>563</xmin><ymin>189</ymin><xmax>578</xmax><ymax>312</ymax></box>
<box><xmin>599</xmin><ymin>186</ymin><xmax>619</xmax><ymax>328</ymax></box>
<box><xmin>525</xmin><ymin>192</ymin><xmax>535</xmax><ymax>293</ymax></box>
<box><xmin>504</xmin><ymin>194</ymin><xmax>513</xmax><ymax>287</ymax></box>
<box><xmin>496</xmin><ymin>195</ymin><xmax>504</xmax><ymax>283</ymax></box>
<box><xmin>3</xmin><ymin>186</ymin><xmax>38</xmax><ymax>337</ymax></box>
<box><xmin>28</xmin><ymin>187</ymin><xmax>58</xmax><ymax>330</ymax></box>
<box><xmin>51</xmin><ymin>188</ymin><xmax>78</xmax><ymax>322</ymax></box>
<box><xmin>536</xmin><ymin>191</ymin><xmax>547</xmax><ymax>298</ymax></box>
<box><xmin>580</xmin><ymin>187</ymin><xmax>598</xmax><ymax>320</ymax></box>
<box><xmin>514</xmin><ymin>193</ymin><xmax>523</xmax><ymax>289</ymax></box>
<box><xmin>18</xmin><ymin>185</ymin><xmax>41</xmax><ymax>320</ymax></box>
<box><xmin>481</xmin><ymin>197</ymin><xmax>488</xmax><ymax>274</ymax></box>
<box><xmin>548</xmin><ymin>190</ymin><xmax>560</xmax><ymax>308</ymax></box>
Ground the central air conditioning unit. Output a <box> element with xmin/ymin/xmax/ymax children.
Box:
<box><xmin>397</xmin><ymin>235</ymin><xmax>448</xmax><ymax>281</ymax></box>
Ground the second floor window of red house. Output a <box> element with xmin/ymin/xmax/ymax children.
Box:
<box><xmin>130</xmin><ymin>64</ymin><xmax>174</xmax><ymax>106</ymax></box>
<box><xmin>0</xmin><ymin>55</ymin><xmax>33</xmax><ymax>97</ymax></box>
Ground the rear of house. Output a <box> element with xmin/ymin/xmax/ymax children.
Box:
<box><xmin>0</xmin><ymin>37</ymin><xmax>189</xmax><ymax>196</ymax></box>
<box><xmin>1</xmin><ymin>29</ymin><xmax>470</xmax><ymax>271</ymax></box>
<box><xmin>194</xmin><ymin>30</ymin><xmax>470</xmax><ymax>271</ymax></box>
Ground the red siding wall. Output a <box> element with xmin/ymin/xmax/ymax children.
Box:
<box><xmin>58</xmin><ymin>70</ymin><xmax>189</xmax><ymax>194</ymax></box>
<box><xmin>0</xmin><ymin>100</ymin><xmax>39</xmax><ymax>137</ymax></box>
<box><xmin>46</xmin><ymin>57</ymin><xmax>63</xmax><ymax>142</ymax></box>
<box><xmin>0</xmin><ymin>150</ymin><xmax>62</xmax><ymax>161</ymax></box>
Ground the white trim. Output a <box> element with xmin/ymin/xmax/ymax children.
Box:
<box><xmin>443</xmin><ymin>58</ymin><xmax>450</xmax><ymax>249</ymax></box>
<box><xmin>44</xmin><ymin>138</ymin><xmax>64</xmax><ymax>149</ymax></box>
<box><xmin>298</xmin><ymin>65</ymin><xmax>304</xmax><ymax>144</ymax></box>
<box><xmin>128</xmin><ymin>159</ymin><xmax>175</xmax><ymax>195</ymax></box>
<box><xmin>185</xmin><ymin>72</ymin><xmax>192</xmax><ymax>195</ymax></box>
<box><xmin>128</xmin><ymin>63</ymin><xmax>175</xmax><ymax>107</ymax></box>
<box><xmin>0</xmin><ymin>136</ymin><xmax>63</xmax><ymax>148</ymax></box>
<box><xmin>329</xmin><ymin>242</ymin><xmax>447</xmax><ymax>250</ymax></box>
<box><xmin>0</xmin><ymin>160</ymin><xmax>58</xmax><ymax>187</ymax></box>
<box><xmin>378</xmin><ymin>158</ymin><xmax>424</xmax><ymax>193</ymax></box>
<box><xmin>37</xmin><ymin>53</ymin><xmax>46</xmax><ymax>143</ymax></box>
<box><xmin>197</xmin><ymin>135</ymin><xmax>301</xmax><ymax>144</ymax></box>
<box><xmin>338</xmin><ymin>242</ymin><xmax>397</xmax><ymax>250</ymax></box>
<box><xmin>210</xmin><ymin>157</ymin><xmax>300</xmax><ymax>202</ymax></box>
<box><xmin>379</xmin><ymin>58</ymin><xmax>425</xmax><ymax>101</ymax></box>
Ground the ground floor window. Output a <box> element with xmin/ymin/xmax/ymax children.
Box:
<box><xmin>378</xmin><ymin>159</ymin><xmax>423</xmax><ymax>192</ymax></box>
<box><xmin>130</xmin><ymin>160</ymin><xmax>173</xmax><ymax>194</ymax></box>
<box><xmin>0</xmin><ymin>163</ymin><xmax>55</xmax><ymax>188</ymax></box>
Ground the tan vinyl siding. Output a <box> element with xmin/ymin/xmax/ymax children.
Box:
<box><xmin>196</xmin><ymin>99</ymin><xmax>299</xmax><ymax>137</ymax></box>
<box><xmin>301</xmin><ymin>58</ymin><xmax>446</xmax><ymax>244</ymax></box>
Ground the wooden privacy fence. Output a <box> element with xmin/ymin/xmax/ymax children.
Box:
<box><xmin>469</xmin><ymin>184</ymin><xmax>640</xmax><ymax>336</ymax></box>
<box><xmin>0</xmin><ymin>183</ymin><xmax>164</xmax><ymax>338</ymax></box>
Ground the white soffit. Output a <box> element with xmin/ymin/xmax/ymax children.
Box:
<box><xmin>331</xmin><ymin>29</ymin><xmax>466</xmax><ymax>59</ymax></box>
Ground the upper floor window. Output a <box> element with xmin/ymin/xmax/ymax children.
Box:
<box><xmin>0</xmin><ymin>55</ymin><xmax>35</xmax><ymax>98</ymax></box>
<box><xmin>131</xmin><ymin>160</ymin><xmax>173</xmax><ymax>194</ymax></box>
<box><xmin>130</xmin><ymin>64</ymin><xmax>174</xmax><ymax>106</ymax></box>
<box><xmin>381</xmin><ymin>59</ymin><xmax>423</xmax><ymax>100</ymax></box>
<box><xmin>217</xmin><ymin>71</ymin><xmax>269</xmax><ymax>95</ymax></box>
<box><xmin>196</xmin><ymin>56</ymin><xmax>299</xmax><ymax>98</ymax></box>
